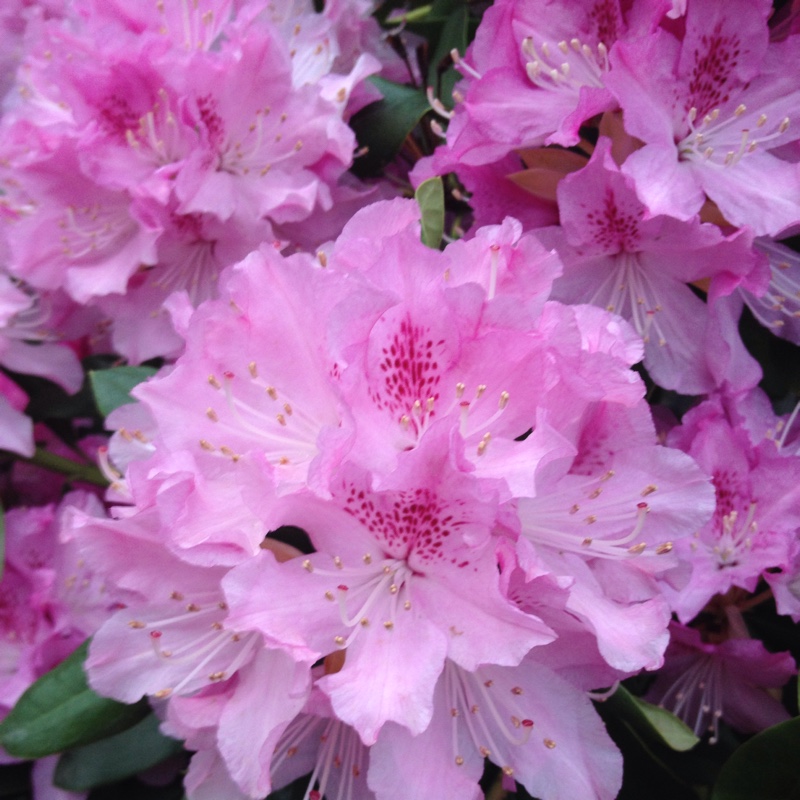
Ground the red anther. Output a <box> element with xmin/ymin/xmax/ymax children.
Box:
<box><xmin>149</xmin><ymin>630</ymin><xmax>163</xmax><ymax>639</ymax></box>
<box><xmin>223</xmin><ymin>371</ymin><xmax>234</xmax><ymax>379</ymax></box>
<box><xmin>337</xmin><ymin>584</ymin><xmax>349</xmax><ymax>592</ymax></box>
<box><xmin>522</xmin><ymin>719</ymin><xmax>534</xmax><ymax>728</ymax></box>
<box><xmin>637</xmin><ymin>502</ymin><xmax>648</xmax><ymax>510</ymax></box>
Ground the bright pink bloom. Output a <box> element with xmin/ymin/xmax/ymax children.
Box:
<box><xmin>0</xmin><ymin>492</ymin><xmax>109</xmax><ymax>722</ymax></box>
<box><xmin>666</xmin><ymin>393</ymin><xmax>800</xmax><ymax>621</ymax></box>
<box><xmin>422</xmin><ymin>0</ymin><xmax>660</xmax><ymax>170</ymax></box>
<box><xmin>545</xmin><ymin>137</ymin><xmax>766</xmax><ymax>393</ymax></box>
<box><xmin>607</xmin><ymin>0</ymin><xmax>800</xmax><ymax>235</ymax></box>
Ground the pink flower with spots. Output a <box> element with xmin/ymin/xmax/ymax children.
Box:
<box><xmin>224</xmin><ymin>429</ymin><xmax>554</xmax><ymax>745</ymax></box>
<box><xmin>606</xmin><ymin>0</ymin><xmax>800</xmax><ymax>235</ymax></box>
<box><xmin>543</xmin><ymin>137</ymin><xmax>766</xmax><ymax>394</ymax></box>
<box><xmin>419</xmin><ymin>0</ymin><xmax>664</xmax><ymax>174</ymax></box>
<box><xmin>666</xmin><ymin>392</ymin><xmax>800</xmax><ymax>621</ymax></box>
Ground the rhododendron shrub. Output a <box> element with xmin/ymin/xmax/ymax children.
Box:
<box><xmin>0</xmin><ymin>1</ymin><xmax>799</xmax><ymax>800</ymax></box>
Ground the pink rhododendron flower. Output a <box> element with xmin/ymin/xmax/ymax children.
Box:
<box><xmin>606</xmin><ymin>0</ymin><xmax>800</xmax><ymax>235</ymax></box>
<box><xmin>421</xmin><ymin>0</ymin><xmax>663</xmax><ymax>172</ymax></box>
<box><xmin>224</xmin><ymin>432</ymin><xmax>555</xmax><ymax>745</ymax></box>
<box><xmin>647</xmin><ymin>621</ymin><xmax>796</xmax><ymax>742</ymax></box>
<box><xmin>666</xmin><ymin>392</ymin><xmax>800</xmax><ymax>621</ymax></box>
<box><xmin>0</xmin><ymin>492</ymin><xmax>109</xmax><ymax>725</ymax></box>
<box><xmin>740</xmin><ymin>237</ymin><xmax>800</xmax><ymax>345</ymax></box>
<box><xmin>543</xmin><ymin>137</ymin><xmax>767</xmax><ymax>393</ymax></box>
<box><xmin>73</xmin><ymin>197</ymin><xmax>717</xmax><ymax>799</ymax></box>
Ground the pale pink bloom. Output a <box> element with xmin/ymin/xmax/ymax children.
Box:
<box><xmin>129</xmin><ymin>245</ymin><xmax>354</xmax><ymax>499</ymax></box>
<box><xmin>224</xmin><ymin>429</ymin><xmax>554</xmax><ymax>745</ymax></box>
<box><xmin>95</xmin><ymin>197</ymin><xmax>274</xmax><ymax>363</ymax></box>
<box><xmin>369</xmin><ymin>656</ymin><xmax>622</xmax><ymax>800</ymax></box>
<box><xmin>1</xmin><ymin>141</ymin><xmax>161</xmax><ymax>303</ymax></box>
<box><xmin>171</xmin><ymin>34</ymin><xmax>355</xmax><ymax>225</ymax></box>
<box><xmin>75</xmin><ymin>508</ymin><xmax>248</xmax><ymax>702</ymax></box>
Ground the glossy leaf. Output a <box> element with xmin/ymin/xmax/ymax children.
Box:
<box><xmin>415</xmin><ymin>177</ymin><xmax>445</xmax><ymax>248</ymax></box>
<box><xmin>0</xmin><ymin>640</ymin><xmax>150</xmax><ymax>759</ymax></box>
<box><xmin>711</xmin><ymin>717</ymin><xmax>800</xmax><ymax>800</ymax></box>
<box><xmin>350</xmin><ymin>76</ymin><xmax>430</xmax><ymax>176</ymax></box>
<box><xmin>601</xmin><ymin>685</ymin><xmax>700</xmax><ymax>752</ymax></box>
<box><xmin>89</xmin><ymin>366</ymin><xmax>157</xmax><ymax>418</ymax></box>
<box><xmin>55</xmin><ymin>713</ymin><xmax>184</xmax><ymax>791</ymax></box>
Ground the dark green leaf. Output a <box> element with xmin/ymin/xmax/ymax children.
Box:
<box><xmin>22</xmin><ymin>447</ymin><xmax>107</xmax><ymax>488</ymax></box>
<box><xmin>0</xmin><ymin>640</ymin><xmax>150</xmax><ymax>759</ymax></box>
<box><xmin>711</xmin><ymin>717</ymin><xmax>800</xmax><ymax>800</ymax></box>
<box><xmin>349</xmin><ymin>76</ymin><xmax>430</xmax><ymax>176</ymax></box>
<box><xmin>426</xmin><ymin>4</ymin><xmax>468</xmax><ymax>108</ymax></box>
<box><xmin>89</xmin><ymin>366</ymin><xmax>157</xmax><ymax>417</ymax></box>
<box><xmin>601</xmin><ymin>685</ymin><xmax>700</xmax><ymax>752</ymax></box>
<box><xmin>55</xmin><ymin>713</ymin><xmax>184</xmax><ymax>791</ymax></box>
<box><xmin>415</xmin><ymin>177</ymin><xmax>445</xmax><ymax>248</ymax></box>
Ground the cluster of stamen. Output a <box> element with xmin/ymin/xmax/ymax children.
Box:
<box><xmin>657</xmin><ymin>654</ymin><xmax>724</xmax><ymax>743</ymax></box>
<box><xmin>126</xmin><ymin>590</ymin><xmax>257</xmax><ymax>698</ymax></box>
<box><xmin>522</xmin><ymin>36</ymin><xmax>608</xmax><ymax>93</ymax></box>
<box><xmin>217</xmin><ymin>103</ymin><xmax>304</xmax><ymax>178</ymax></box>
<box><xmin>588</xmin><ymin>253</ymin><xmax>668</xmax><ymax>347</ymax></box>
<box><xmin>454</xmin><ymin>380</ymin><xmax>511</xmax><ymax>457</ymax></box>
<box><xmin>521</xmin><ymin>472</ymin><xmax>674</xmax><ymax>558</ymax></box>
<box><xmin>680</xmin><ymin>104</ymin><xmax>791</xmax><ymax>167</ymax></box>
<box><xmin>712</xmin><ymin>503</ymin><xmax>757</xmax><ymax>567</ymax></box>
<box><xmin>200</xmin><ymin>364</ymin><xmax>325</xmax><ymax>472</ymax></box>
<box><xmin>444</xmin><ymin>663</ymin><xmax>553</xmax><ymax>777</ymax></box>
<box><xmin>748</xmin><ymin>240</ymin><xmax>800</xmax><ymax>334</ymax></box>
<box><xmin>124</xmin><ymin>87</ymin><xmax>183</xmax><ymax>165</ymax></box>
<box><xmin>303</xmin><ymin>555</ymin><xmax>414</xmax><ymax>649</ymax></box>
<box><xmin>57</xmin><ymin>203</ymin><xmax>132</xmax><ymax>262</ymax></box>
<box><xmin>271</xmin><ymin>713</ymin><xmax>367</xmax><ymax>800</ymax></box>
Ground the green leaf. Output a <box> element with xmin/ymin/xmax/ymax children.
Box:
<box><xmin>0</xmin><ymin>640</ymin><xmax>150</xmax><ymax>759</ymax></box>
<box><xmin>602</xmin><ymin>685</ymin><xmax>700</xmax><ymax>752</ymax></box>
<box><xmin>711</xmin><ymin>717</ymin><xmax>800</xmax><ymax>800</ymax></box>
<box><xmin>426</xmin><ymin>4</ymin><xmax>468</xmax><ymax>108</ymax></box>
<box><xmin>89</xmin><ymin>366</ymin><xmax>157</xmax><ymax>417</ymax></box>
<box><xmin>349</xmin><ymin>76</ymin><xmax>430</xmax><ymax>176</ymax></box>
<box><xmin>55</xmin><ymin>713</ymin><xmax>184</xmax><ymax>791</ymax></box>
<box><xmin>415</xmin><ymin>177</ymin><xmax>445</xmax><ymax>248</ymax></box>
<box><xmin>23</xmin><ymin>447</ymin><xmax>107</xmax><ymax>487</ymax></box>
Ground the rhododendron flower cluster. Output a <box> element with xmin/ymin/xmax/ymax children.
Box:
<box><xmin>66</xmin><ymin>199</ymin><xmax>714</xmax><ymax>799</ymax></box>
<box><xmin>0</xmin><ymin>1</ymin><xmax>799</xmax><ymax>800</ymax></box>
